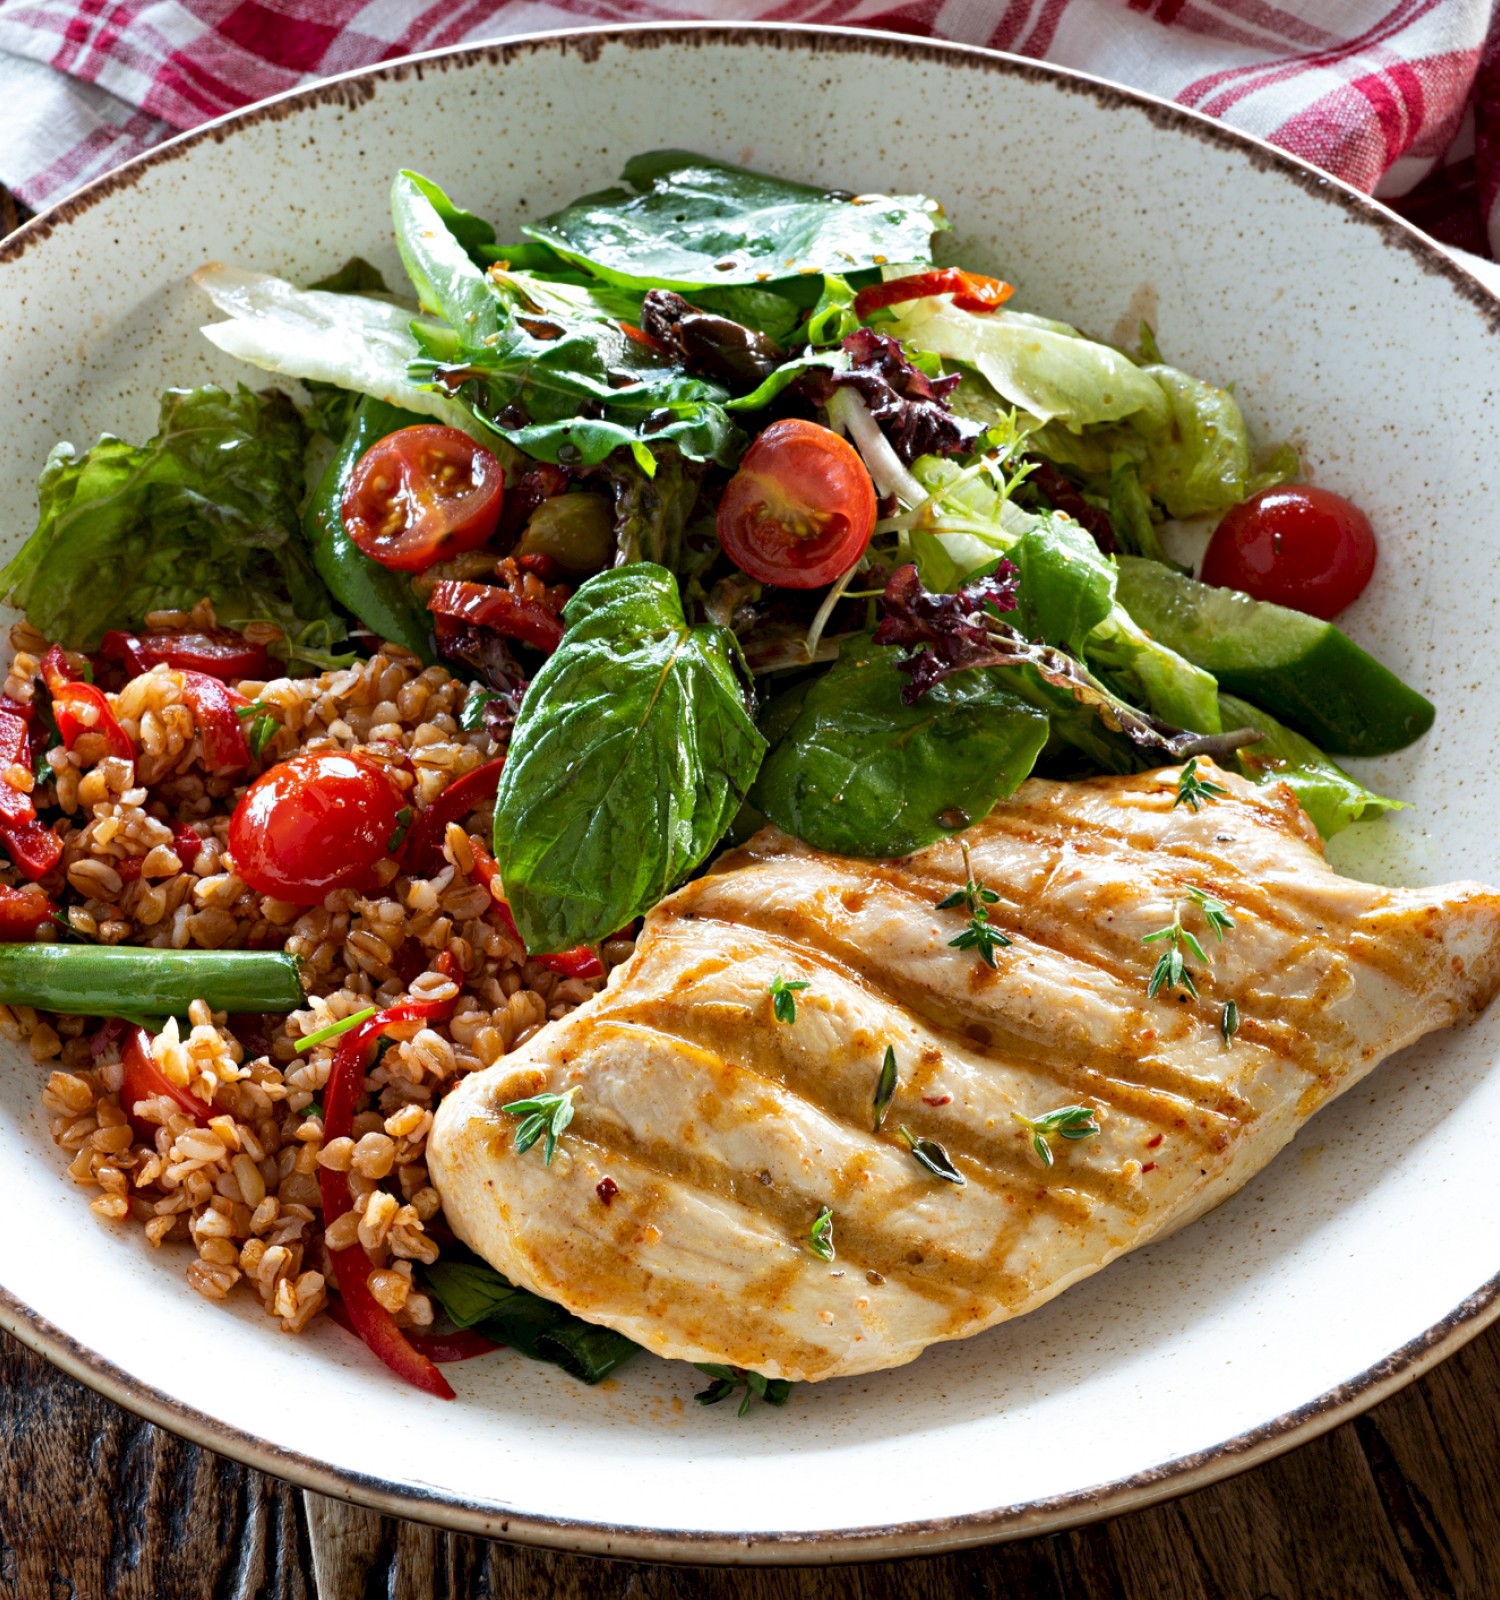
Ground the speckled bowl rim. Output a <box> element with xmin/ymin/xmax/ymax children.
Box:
<box><xmin>3</xmin><ymin>21</ymin><xmax>1499</xmax><ymax>1566</ymax></box>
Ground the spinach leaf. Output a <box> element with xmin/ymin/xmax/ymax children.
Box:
<box><xmin>492</xmin><ymin>564</ymin><xmax>765</xmax><ymax>950</ymax></box>
<box><xmin>523</xmin><ymin>150</ymin><xmax>944</xmax><ymax>290</ymax></box>
<box><xmin>0</xmin><ymin>385</ymin><xmax>334</xmax><ymax>649</ymax></box>
<box><xmin>308</xmin><ymin>256</ymin><xmax>390</xmax><ymax>295</ymax></box>
<box><xmin>1220</xmin><ymin>693</ymin><xmax>1403</xmax><ymax>840</ymax></box>
<box><xmin>750</xmin><ymin>634</ymin><xmax>1049</xmax><ymax>857</ymax></box>
<box><xmin>424</xmin><ymin>1256</ymin><xmax>638</xmax><ymax>1385</ymax></box>
<box><xmin>1004</xmin><ymin>511</ymin><xmax>1116</xmax><ymax>656</ymax></box>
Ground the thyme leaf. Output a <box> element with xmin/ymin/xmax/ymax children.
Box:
<box><xmin>1187</xmin><ymin>886</ymin><xmax>1235</xmax><ymax>941</ymax></box>
<box><xmin>872</xmin><ymin>1044</ymin><xmax>898</xmax><ymax>1132</ymax></box>
<box><xmin>1220</xmin><ymin>998</ymin><xmax>1239</xmax><ymax>1045</ymax></box>
<box><xmin>897</xmin><ymin>1124</ymin><xmax>965</xmax><ymax>1185</ymax></box>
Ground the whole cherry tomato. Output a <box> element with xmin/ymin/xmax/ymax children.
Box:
<box><xmin>229</xmin><ymin>751</ymin><xmax>410</xmax><ymax>903</ymax></box>
<box><xmin>716</xmin><ymin>419</ymin><xmax>876</xmax><ymax>589</ymax></box>
<box><xmin>1201</xmin><ymin>484</ymin><xmax>1376</xmax><ymax>620</ymax></box>
<box><xmin>342</xmin><ymin>425</ymin><xmax>505</xmax><ymax>572</ymax></box>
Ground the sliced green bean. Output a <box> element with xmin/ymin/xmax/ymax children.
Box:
<box><xmin>0</xmin><ymin>945</ymin><xmax>305</xmax><ymax>1020</ymax></box>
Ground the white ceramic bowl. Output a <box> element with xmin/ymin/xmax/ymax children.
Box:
<box><xmin>2</xmin><ymin>24</ymin><xmax>1498</xmax><ymax>1564</ymax></box>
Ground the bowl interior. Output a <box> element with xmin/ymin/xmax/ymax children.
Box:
<box><xmin>2</xmin><ymin>28</ymin><xmax>1498</xmax><ymax>1558</ymax></box>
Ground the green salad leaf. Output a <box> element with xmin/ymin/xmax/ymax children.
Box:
<box><xmin>750</xmin><ymin>634</ymin><xmax>1049</xmax><ymax>857</ymax></box>
<box><xmin>0</xmin><ymin>385</ymin><xmax>333</xmax><ymax>649</ymax></box>
<box><xmin>423</xmin><ymin>1255</ymin><xmax>638</xmax><ymax>1385</ymax></box>
<box><xmin>523</xmin><ymin>150</ymin><xmax>945</xmax><ymax>290</ymax></box>
<box><xmin>492</xmin><ymin>564</ymin><xmax>766</xmax><ymax>950</ymax></box>
<box><xmin>1219</xmin><ymin>693</ymin><xmax>1403</xmax><ymax>839</ymax></box>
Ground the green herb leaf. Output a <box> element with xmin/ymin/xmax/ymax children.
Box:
<box><xmin>1187</xmin><ymin>886</ymin><xmax>1234</xmax><ymax>941</ymax></box>
<box><xmin>768</xmin><ymin>974</ymin><xmax>810</xmax><ymax>1025</ymax></box>
<box><xmin>1173</xmin><ymin>757</ymin><xmax>1229</xmax><ymax>814</ymax></box>
<box><xmin>1012</xmin><ymin>1105</ymin><xmax>1101</xmax><ymax>1168</ymax></box>
<box><xmin>1221</xmin><ymin>998</ymin><xmax>1239</xmax><ymax>1045</ymax></box>
<box><xmin>808</xmin><ymin>1206</ymin><xmax>835</xmax><ymax>1263</ymax></box>
<box><xmin>491</xmin><ymin>565</ymin><xmax>766</xmax><ymax>952</ymax></box>
<box><xmin>524</xmin><ymin>150</ymin><xmax>943</xmax><ymax>291</ymax></box>
<box><xmin>387</xmin><ymin>806</ymin><xmax>414</xmax><ymax>855</ymax></box>
<box><xmin>896</xmin><ymin>1124</ymin><xmax>966</xmax><ymax>1185</ymax></box>
<box><xmin>294</xmin><ymin>1005</ymin><xmax>377</xmax><ymax>1054</ymax></box>
<box><xmin>750</xmin><ymin>634</ymin><xmax>1048</xmax><ymax>858</ymax></box>
<box><xmin>459</xmin><ymin>685</ymin><xmax>504</xmax><ymax>733</ymax></box>
<box><xmin>0</xmin><ymin>385</ymin><xmax>334</xmax><ymax>649</ymax></box>
<box><xmin>872</xmin><ymin>1045</ymin><xmax>898</xmax><ymax>1133</ymax></box>
<box><xmin>501</xmin><ymin>1087</ymin><xmax>578</xmax><ymax>1166</ymax></box>
<box><xmin>245</xmin><ymin>715</ymin><xmax>279</xmax><ymax>760</ymax></box>
<box><xmin>692</xmin><ymin>1361</ymin><xmax>794</xmax><ymax>1417</ymax></box>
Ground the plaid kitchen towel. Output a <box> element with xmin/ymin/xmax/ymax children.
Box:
<box><xmin>0</xmin><ymin>0</ymin><xmax>1495</xmax><ymax>255</ymax></box>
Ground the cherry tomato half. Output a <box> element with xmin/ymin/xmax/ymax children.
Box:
<box><xmin>716</xmin><ymin>419</ymin><xmax>876</xmax><ymax>589</ymax></box>
<box><xmin>229</xmin><ymin>751</ymin><xmax>410</xmax><ymax>903</ymax></box>
<box><xmin>342</xmin><ymin>425</ymin><xmax>505</xmax><ymax>573</ymax></box>
<box><xmin>1201</xmin><ymin>484</ymin><xmax>1376</xmax><ymax>620</ymax></box>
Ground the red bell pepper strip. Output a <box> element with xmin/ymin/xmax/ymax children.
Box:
<box><xmin>320</xmin><ymin>996</ymin><xmax>458</xmax><ymax>1400</ymax></box>
<box><xmin>853</xmin><ymin>267</ymin><xmax>1015</xmax><ymax>320</ymax></box>
<box><xmin>0</xmin><ymin>882</ymin><xmax>56</xmax><ymax>939</ymax></box>
<box><xmin>178</xmin><ymin>672</ymin><xmax>251</xmax><ymax>773</ymax></box>
<box><xmin>466</xmin><ymin>834</ymin><xmax>604</xmax><ymax>980</ymax></box>
<box><xmin>40</xmin><ymin>646</ymin><xmax>134</xmax><ymax>763</ymax></box>
<box><xmin>0</xmin><ymin>702</ymin><xmax>61</xmax><ymax>881</ymax></box>
<box><xmin>100</xmin><ymin>627</ymin><xmax>272</xmax><ymax>682</ymax></box>
<box><xmin>427</xmin><ymin>579</ymin><xmax>565</xmax><ymax>655</ymax></box>
<box><xmin>324</xmin><ymin>1298</ymin><xmax>501</xmax><ymax>1364</ymax></box>
<box><xmin>404</xmin><ymin>758</ymin><xmax>507</xmax><ymax>879</ymax></box>
<box><xmin>120</xmin><ymin>1025</ymin><xmax>214</xmax><ymax>1139</ymax></box>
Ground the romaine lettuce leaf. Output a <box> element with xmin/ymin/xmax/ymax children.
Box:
<box><xmin>0</xmin><ymin>385</ymin><xmax>332</xmax><ymax>650</ymax></box>
<box><xmin>523</xmin><ymin>150</ymin><xmax>945</xmax><ymax>290</ymax></box>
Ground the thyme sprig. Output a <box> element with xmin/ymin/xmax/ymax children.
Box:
<box><xmin>693</xmin><ymin>1363</ymin><xmax>793</xmax><ymax>1418</ymax></box>
<box><xmin>768</xmin><ymin>974</ymin><xmax>810</xmax><ymax>1024</ymax></box>
<box><xmin>1172</xmin><ymin>758</ymin><xmax>1229</xmax><ymax>813</ymax></box>
<box><xmin>1143</xmin><ymin>888</ymin><xmax>1236</xmax><ymax>1002</ymax></box>
<box><xmin>1012</xmin><ymin>1105</ymin><xmax>1101</xmax><ymax>1169</ymax></box>
<box><xmin>501</xmin><ymin>1087</ymin><xmax>578</xmax><ymax>1166</ymax></box>
<box><xmin>1187</xmin><ymin>886</ymin><xmax>1234</xmax><ymax>941</ymax></box>
<box><xmin>808</xmin><ymin>1206</ymin><xmax>835</xmax><ymax>1262</ymax></box>
<box><xmin>939</xmin><ymin>842</ymin><xmax>1010</xmax><ymax>969</ymax></box>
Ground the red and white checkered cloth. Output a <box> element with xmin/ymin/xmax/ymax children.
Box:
<box><xmin>0</xmin><ymin>0</ymin><xmax>1496</xmax><ymax>256</ymax></box>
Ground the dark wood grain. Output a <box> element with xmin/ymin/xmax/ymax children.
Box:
<box><xmin>8</xmin><ymin>1317</ymin><xmax>1500</xmax><ymax>1599</ymax></box>
<box><xmin>0</xmin><ymin>178</ymin><xmax>1495</xmax><ymax>1600</ymax></box>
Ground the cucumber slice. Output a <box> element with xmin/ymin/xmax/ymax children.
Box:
<box><xmin>1115</xmin><ymin>557</ymin><xmax>1433</xmax><ymax>757</ymax></box>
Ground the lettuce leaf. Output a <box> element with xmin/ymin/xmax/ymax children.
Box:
<box><xmin>1219</xmin><ymin>693</ymin><xmax>1403</xmax><ymax>839</ymax></box>
<box><xmin>0</xmin><ymin>385</ymin><xmax>333</xmax><ymax>650</ymax></box>
<box><xmin>523</xmin><ymin>150</ymin><xmax>945</xmax><ymax>290</ymax></box>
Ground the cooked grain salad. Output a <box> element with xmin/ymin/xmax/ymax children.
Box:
<box><xmin>20</xmin><ymin>607</ymin><xmax>626</xmax><ymax>1345</ymax></box>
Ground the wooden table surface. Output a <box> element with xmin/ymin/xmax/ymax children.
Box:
<box><xmin>1</xmin><ymin>187</ymin><xmax>1497</xmax><ymax>1600</ymax></box>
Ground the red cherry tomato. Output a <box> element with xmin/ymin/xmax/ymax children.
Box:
<box><xmin>342</xmin><ymin>425</ymin><xmax>505</xmax><ymax>573</ymax></box>
<box><xmin>1201</xmin><ymin>484</ymin><xmax>1376</xmax><ymax>620</ymax></box>
<box><xmin>716</xmin><ymin>419</ymin><xmax>876</xmax><ymax>589</ymax></box>
<box><xmin>229</xmin><ymin>751</ymin><xmax>409</xmax><ymax>903</ymax></box>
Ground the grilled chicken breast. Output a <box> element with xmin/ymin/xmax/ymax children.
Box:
<box><xmin>428</xmin><ymin>763</ymin><xmax>1500</xmax><ymax>1382</ymax></box>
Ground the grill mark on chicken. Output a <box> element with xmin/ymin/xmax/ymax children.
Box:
<box><xmin>430</xmin><ymin>762</ymin><xmax>1500</xmax><ymax>1382</ymax></box>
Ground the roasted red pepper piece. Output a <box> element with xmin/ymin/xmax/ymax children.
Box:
<box><xmin>0</xmin><ymin>702</ymin><xmax>61</xmax><ymax>881</ymax></box>
<box><xmin>320</xmin><ymin>996</ymin><xmax>458</xmax><ymax>1399</ymax></box>
<box><xmin>0</xmin><ymin>882</ymin><xmax>56</xmax><ymax>939</ymax></box>
<box><xmin>179</xmin><ymin>672</ymin><xmax>251</xmax><ymax>773</ymax></box>
<box><xmin>120</xmin><ymin>1025</ymin><xmax>214</xmax><ymax>1139</ymax></box>
<box><xmin>100</xmin><ymin>627</ymin><xmax>273</xmax><ymax>682</ymax></box>
<box><xmin>40</xmin><ymin>646</ymin><xmax>134</xmax><ymax>763</ymax></box>
<box><xmin>428</xmin><ymin>579</ymin><xmax>565</xmax><ymax>655</ymax></box>
<box><xmin>465</xmin><ymin>833</ymin><xmax>604</xmax><ymax>979</ymax></box>
<box><xmin>404</xmin><ymin>758</ymin><xmax>507</xmax><ymax>879</ymax></box>
<box><xmin>853</xmin><ymin>267</ymin><xmax>1014</xmax><ymax>319</ymax></box>
<box><xmin>172</xmin><ymin>823</ymin><xmax>205</xmax><ymax>867</ymax></box>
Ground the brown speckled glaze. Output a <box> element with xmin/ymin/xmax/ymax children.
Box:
<box><xmin>1</xmin><ymin>22</ymin><xmax>1499</xmax><ymax>1565</ymax></box>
